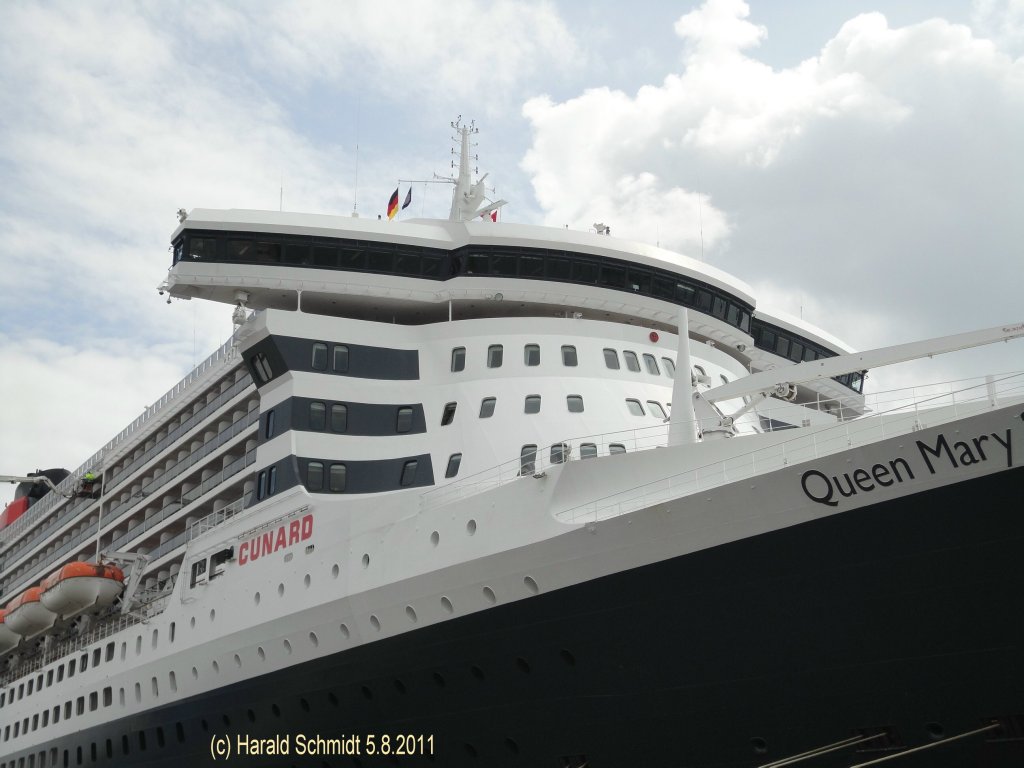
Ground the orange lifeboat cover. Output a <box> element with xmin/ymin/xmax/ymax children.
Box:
<box><xmin>41</xmin><ymin>563</ymin><xmax>125</xmax><ymax>591</ymax></box>
<box><xmin>0</xmin><ymin>608</ymin><xmax>7</xmax><ymax>624</ymax></box>
<box><xmin>5</xmin><ymin>587</ymin><xmax>43</xmax><ymax>613</ymax></box>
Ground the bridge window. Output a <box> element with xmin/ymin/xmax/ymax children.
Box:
<box><xmin>603</xmin><ymin>348</ymin><xmax>620</xmax><ymax>369</ymax></box>
<box><xmin>284</xmin><ymin>245</ymin><xmax>310</xmax><ymax>265</ymax></box>
<box><xmin>251</xmin><ymin>353</ymin><xmax>273</xmax><ymax>384</ymax></box>
<box><xmin>566</xmin><ymin>395</ymin><xmax>584</xmax><ymax>413</ymax></box>
<box><xmin>451</xmin><ymin>347</ymin><xmax>466</xmax><ymax>372</ymax></box>
<box><xmin>561</xmin><ymin>345</ymin><xmax>578</xmax><ymax>366</ymax></box>
<box><xmin>624</xmin><ymin>351</ymin><xmax>641</xmax><ymax>372</ymax></box>
<box><xmin>661</xmin><ymin>357</ymin><xmax>676</xmax><ymax>378</ymax></box>
<box><xmin>643</xmin><ymin>354</ymin><xmax>660</xmax><ymax>375</ymax></box>
<box><xmin>626</xmin><ymin>399</ymin><xmax>645</xmax><ymax>416</ymax></box>
<box><xmin>445</xmin><ymin>453</ymin><xmax>462</xmax><ymax>479</ymax></box>
<box><xmin>524</xmin><ymin>344</ymin><xmax>540</xmax><ymax>366</ymax></box>
<box><xmin>188</xmin><ymin>237</ymin><xmax>217</xmax><ymax>260</ymax></box>
<box><xmin>487</xmin><ymin>344</ymin><xmax>503</xmax><ymax>368</ymax></box>
<box><xmin>479</xmin><ymin>397</ymin><xmax>496</xmax><ymax>418</ymax></box>
<box><xmin>329</xmin><ymin>464</ymin><xmax>346</xmax><ymax>492</ymax></box>
<box><xmin>524</xmin><ymin>395</ymin><xmax>541</xmax><ymax>414</ymax></box>
<box><xmin>400</xmin><ymin>460</ymin><xmax>418</xmax><ymax>487</ymax></box>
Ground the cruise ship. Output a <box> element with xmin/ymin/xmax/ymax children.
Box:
<box><xmin>2</xmin><ymin>121</ymin><xmax>1022</xmax><ymax>768</ymax></box>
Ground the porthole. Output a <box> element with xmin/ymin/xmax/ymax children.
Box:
<box><xmin>361</xmin><ymin>686</ymin><xmax>373</xmax><ymax>700</ymax></box>
<box><xmin>233</xmin><ymin>654</ymin><xmax>241</xmax><ymax>668</ymax></box>
<box><xmin>927</xmin><ymin>722</ymin><xmax>945</xmax><ymax>740</ymax></box>
<box><xmin>370</xmin><ymin>615</ymin><xmax>381</xmax><ymax>631</ymax></box>
<box><xmin>433</xmin><ymin>672</ymin><xmax>446</xmax><ymax>688</ymax></box>
<box><xmin>331</xmin><ymin>564</ymin><xmax>340</xmax><ymax>578</ymax></box>
<box><xmin>560</xmin><ymin>649</ymin><xmax>576</xmax><ymax>666</ymax></box>
<box><xmin>470</xmin><ymin>665</ymin><xmax>485</xmax><ymax>680</ymax></box>
<box><xmin>191</xmin><ymin>667</ymin><xmax>198</xmax><ymax>679</ymax></box>
<box><xmin>271</xmin><ymin>704</ymin><xmax>281</xmax><ymax>718</ymax></box>
<box><xmin>189</xmin><ymin>617</ymin><xmax>196</xmax><ymax>629</ymax></box>
<box><xmin>361</xmin><ymin>553</ymin><xmax>370</xmax><ymax>568</ymax></box>
<box><xmin>466</xmin><ymin>519</ymin><xmax>477</xmax><ymax>535</ymax></box>
<box><xmin>277</xmin><ymin>583</ymin><xmax>285</xmax><ymax>597</ymax></box>
<box><xmin>303</xmin><ymin>574</ymin><xmax>311</xmax><ymax>588</ymax></box>
<box><xmin>246</xmin><ymin>709</ymin><xmax>255</xmax><ymax>724</ymax></box>
<box><xmin>482</xmin><ymin>586</ymin><xmax>496</xmax><ymax>604</ymax></box>
<box><xmin>253</xmin><ymin>592</ymin><xmax>261</xmax><ymax>606</ymax></box>
<box><xmin>465</xmin><ymin>743</ymin><xmax>479</xmax><ymax>758</ymax></box>
<box><xmin>430</xmin><ymin>531</ymin><xmax>439</xmax><ymax>546</ymax></box>
<box><xmin>328</xmin><ymin>692</ymin><xmax>339</xmax><ymax>706</ymax></box>
<box><xmin>300</xmin><ymin>698</ymin><xmax>310</xmax><ymax>713</ymax></box>
<box><xmin>339</xmin><ymin>623</ymin><xmax>350</xmax><ymax>639</ymax></box>
<box><xmin>751</xmin><ymin>737</ymin><xmax>768</xmax><ymax>755</ymax></box>
<box><xmin>209</xmin><ymin>609</ymin><xmax>216</xmax><ymax>622</ymax></box>
<box><xmin>309</xmin><ymin>632</ymin><xmax>319</xmax><ymax>647</ymax></box>
<box><xmin>405</xmin><ymin>605</ymin><xmax>418</xmax><ymax>623</ymax></box>
<box><xmin>257</xmin><ymin>647</ymin><xmax>265</xmax><ymax>661</ymax></box>
<box><xmin>516</xmin><ymin>657</ymin><xmax>531</xmax><ymax>674</ymax></box>
<box><xmin>283</xmin><ymin>639</ymin><xmax>292</xmax><ymax>655</ymax></box>
<box><xmin>212</xmin><ymin>660</ymin><xmax>220</xmax><ymax>673</ymax></box>
<box><xmin>394</xmin><ymin>679</ymin><xmax>407</xmax><ymax>694</ymax></box>
<box><xmin>524</xmin><ymin>576</ymin><xmax>539</xmax><ymax>594</ymax></box>
<box><xmin>505</xmin><ymin>738</ymin><xmax>520</xmax><ymax>755</ymax></box>
<box><xmin>441</xmin><ymin>596</ymin><xmax>454</xmax><ymax>613</ymax></box>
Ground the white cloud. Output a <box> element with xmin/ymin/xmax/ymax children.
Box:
<box><xmin>522</xmin><ymin>0</ymin><xmax>1024</xmax><ymax>393</ymax></box>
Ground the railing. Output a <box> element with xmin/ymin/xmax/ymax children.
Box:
<box><xmin>557</xmin><ymin>371</ymin><xmax>1024</xmax><ymax>523</ymax></box>
<box><xmin>1</xmin><ymin>327</ymin><xmax>253</xmax><ymax>548</ymax></box>
<box><xmin>0</xmin><ymin>410</ymin><xmax>259</xmax><ymax>582</ymax></box>
<box><xmin>422</xmin><ymin>371</ymin><xmax>1024</xmax><ymax>515</ymax></box>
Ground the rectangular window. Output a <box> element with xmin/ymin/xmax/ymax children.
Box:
<box><xmin>255</xmin><ymin>242</ymin><xmax>281</xmax><ymax>262</ymax></box>
<box><xmin>789</xmin><ymin>341</ymin><xmax>804</xmax><ymax>362</ymax></box>
<box><xmin>609</xmin><ymin>443</ymin><xmax>627</xmax><ymax>455</ymax></box>
<box><xmin>661</xmin><ymin>357</ymin><xmax>676</xmax><ymax>378</ymax></box>
<box><xmin>227</xmin><ymin>239</ymin><xmax>252</xmax><ymax>261</ymax></box>
<box><xmin>340</xmin><ymin>247</ymin><xmax>366</xmax><ymax>269</ymax></box>
<box><xmin>603</xmin><ymin>348</ymin><xmax>620</xmax><ymax>369</ymax></box>
<box><xmin>396</xmin><ymin>406</ymin><xmax>414</xmax><ymax>433</ymax></box>
<box><xmin>265</xmin><ymin>410</ymin><xmax>276</xmax><ymax>439</ymax></box>
<box><xmin>626</xmin><ymin>399</ymin><xmax>645</xmax><ymax>416</ymax></box>
<box><xmin>580</xmin><ymin>443</ymin><xmax>598</xmax><ymax>459</ymax></box>
<box><xmin>696</xmin><ymin>289</ymin><xmax>712</xmax><ymax>311</ymax></box>
<box><xmin>520</xmin><ymin>256</ymin><xmax>544</xmax><ymax>277</ymax></box>
<box><xmin>520</xmin><ymin>445</ymin><xmax>537</xmax><ymax>475</ymax></box>
<box><xmin>643</xmin><ymin>353</ymin><xmax>660</xmax><ymax>375</ymax></box>
<box><xmin>441</xmin><ymin>402</ymin><xmax>457</xmax><ymax>426</ymax></box>
<box><xmin>329</xmin><ymin>464</ymin><xmax>346</xmax><ymax>493</ymax></box>
<box><xmin>775</xmin><ymin>336</ymin><xmax>790</xmax><ymax>357</ymax></box>
<box><xmin>256</xmin><ymin>470</ymin><xmax>267</xmax><ymax>501</ymax></box>
<box><xmin>330</xmin><ymin>404</ymin><xmax>348</xmax><ymax>432</ymax></box>
<box><xmin>333</xmin><ymin>345</ymin><xmax>349</xmax><ymax>373</ymax></box>
<box><xmin>479</xmin><ymin>397</ymin><xmax>496</xmax><ymax>418</ymax></box>
<box><xmin>451</xmin><ymin>347</ymin><xmax>466</xmax><ymax>372</ymax></box>
<box><xmin>366</xmin><ymin>248</ymin><xmax>394</xmax><ymax>271</ymax></box>
<box><xmin>599</xmin><ymin>265</ymin><xmax>625</xmax><ymax>287</ymax></box>
<box><xmin>561</xmin><ymin>345</ymin><xmax>578</xmax><ymax>366</ymax></box>
<box><xmin>188</xmin><ymin>237</ymin><xmax>217</xmax><ymax>260</ymax></box>
<box><xmin>268</xmin><ymin>466</ymin><xmax>277</xmax><ymax>495</ymax></box>
<box><xmin>312</xmin><ymin>246</ymin><xmax>337</xmax><ymax>267</ymax></box>
<box><xmin>550</xmin><ymin>443</ymin><xmax>569</xmax><ymax>464</ymax></box>
<box><xmin>487</xmin><ymin>344</ymin><xmax>503</xmax><ymax>368</ymax></box>
<box><xmin>647</xmin><ymin>401</ymin><xmax>667</xmax><ymax>419</ymax></box>
<box><xmin>89</xmin><ymin>692</ymin><xmax>98</xmax><ymax>712</ymax></box>
<box><xmin>395</xmin><ymin>252</ymin><xmax>421</xmax><ymax>275</ymax></box>
<box><xmin>284</xmin><ymin>244</ymin><xmax>310</xmax><ymax>265</ymax></box>
<box><xmin>524</xmin><ymin>395</ymin><xmax>541</xmax><ymax>414</ymax></box>
<box><xmin>309</xmin><ymin>401</ymin><xmax>326</xmax><ymax>431</ymax></box>
<box><xmin>445</xmin><ymin>453</ymin><xmax>462</xmax><ymax>479</ymax></box>
<box><xmin>307</xmin><ymin>462</ymin><xmax>324</xmax><ymax>492</ymax></box>
<box><xmin>189</xmin><ymin>559</ymin><xmax>207</xmax><ymax>588</ymax></box>
<box><xmin>546</xmin><ymin>257</ymin><xmax>571</xmax><ymax>278</ymax></box>
<box><xmin>726</xmin><ymin>304</ymin><xmax>740</xmax><ymax>326</ymax></box>
<box><xmin>400</xmin><ymin>460</ymin><xmax>418</xmax><ymax>487</ymax></box>
<box><xmin>566</xmin><ymin>395</ymin><xmax>584</xmax><ymax>413</ymax></box>
<box><xmin>311</xmin><ymin>343</ymin><xmax>328</xmax><ymax>370</ymax></box>
<box><xmin>524</xmin><ymin>344</ymin><xmax>540</xmax><ymax>366</ymax></box>
<box><xmin>573</xmin><ymin>260</ymin><xmax>598</xmax><ymax>283</ymax></box>
<box><xmin>624</xmin><ymin>351</ymin><xmax>641</xmax><ymax>372</ymax></box>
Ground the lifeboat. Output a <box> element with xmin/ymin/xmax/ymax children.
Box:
<box><xmin>0</xmin><ymin>609</ymin><xmax>21</xmax><ymax>654</ymax></box>
<box><xmin>40</xmin><ymin>562</ymin><xmax>125</xmax><ymax>619</ymax></box>
<box><xmin>4</xmin><ymin>587</ymin><xmax>58</xmax><ymax>637</ymax></box>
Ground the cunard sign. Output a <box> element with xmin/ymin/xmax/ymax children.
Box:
<box><xmin>800</xmin><ymin>427</ymin><xmax>1014</xmax><ymax>507</ymax></box>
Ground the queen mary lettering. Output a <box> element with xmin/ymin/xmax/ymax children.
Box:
<box><xmin>239</xmin><ymin>513</ymin><xmax>314</xmax><ymax>565</ymax></box>
<box><xmin>801</xmin><ymin>458</ymin><xmax>915</xmax><ymax>507</ymax></box>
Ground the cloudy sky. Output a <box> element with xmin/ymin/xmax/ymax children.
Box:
<box><xmin>1</xmin><ymin>0</ymin><xmax>1021</xmax><ymax>504</ymax></box>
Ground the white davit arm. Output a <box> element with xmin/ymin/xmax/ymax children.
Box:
<box><xmin>1</xmin><ymin>474</ymin><xmax>59</xmax><ymax>490</ymax></box>
<box><xmin>704</xmin><ymin>321</ymin><xmax>1024</xmax><ymax>405</ymax></box>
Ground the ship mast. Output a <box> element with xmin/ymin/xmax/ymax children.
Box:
<box><xmin>447</xmin><ymin>117</ymin><xmax>506</xmax><ymax>222</ymax></box>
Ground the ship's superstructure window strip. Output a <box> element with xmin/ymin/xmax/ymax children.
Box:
<box><xmin>174</xmin><ymin>230</ymin><xmax>755</xmax><ymax>334</ymax></box>
<box><xmin>750</xmin><ymin>318</ymin><xmax>865</xmax><ymax>393</ymax></box>
<box><xmin>296</xmin><ymin>454</ymin><xmax>434</xmax><ymax>493</ymax></box>
<box><xmin>262</xmin><ymin>398</ymin><xmax>427</xmax><ymax>438</ymax></box>
<box><xmin>244</xmin><ymin>335</ymin><xmax>419</xmax><ymax>384</ymax></box>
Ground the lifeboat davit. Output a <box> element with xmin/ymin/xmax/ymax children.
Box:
<box><xmin>40</xmin><ymin>562</ymin><xmax>125</xmax><ymax>619</ymax></box>
<box><xmin>4</xmin><ymin>587</ymin><xmax>58</xmax><ymax>637</ymax></box>
<box><xmin>0</xmin><ymin>609</ymin><xmax>21</xmax><ymax>654</ymax></box>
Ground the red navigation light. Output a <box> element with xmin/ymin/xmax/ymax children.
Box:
<box><xmin>649</xmin><ymin>331</ymin><xmax>659</xmax><ymax>343</ymax></box>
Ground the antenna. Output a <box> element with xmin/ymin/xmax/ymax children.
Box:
<box><xmin>697</xmin><ymin>188</ymin><xmax>705</xmax><ymax>262</ymax></box>
<box><xmin>352</xmin><ymin>97</ymin><xmax>361</xmax><ymax>216</ymax></box>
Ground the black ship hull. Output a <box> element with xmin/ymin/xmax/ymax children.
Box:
<box><xmin>9</xmin><ymin>465</ymin><xmax>1023</xmax><ymax>768</ymax></box>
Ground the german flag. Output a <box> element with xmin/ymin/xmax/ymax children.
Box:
<box><xmin>386</xmin><ymin>187</ymin><xmax>399</xmax><ymax>220</ymax></box>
